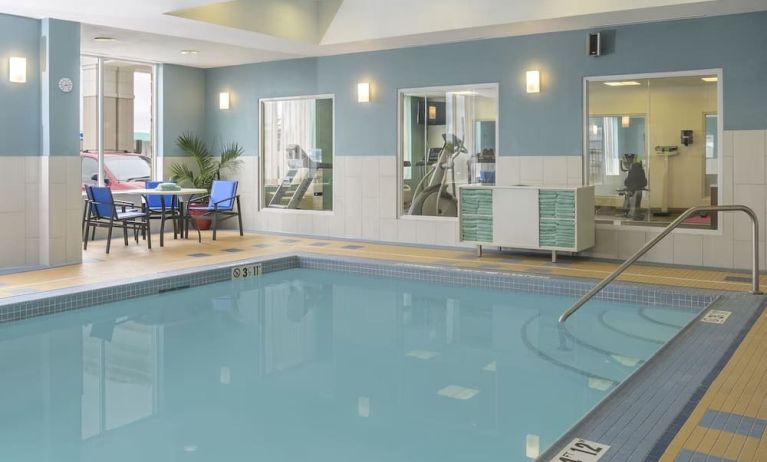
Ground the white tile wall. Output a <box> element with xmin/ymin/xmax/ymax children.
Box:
<box><xmin>39</xmin><ymin>156</ymin><xmax>83</xmax><ymax>268</ymax></box>
<box><xmin>0</xmin><ymin>156</ymin><xmax>82</xmax><ymax>271</ymax></box>
<box><xmin>0</xmin><ymin>157</ymin><xmax>37</xmax><ymax>269</ymax></box>
<box><xmin>164</xmin><ymin>131</ymin><xmax>767</xmax><ymax>271</ymax></box>
<box><xmin>188</xmin><ymin>154</ymin><xmax>468</xmax><ymax>248</ymax></box>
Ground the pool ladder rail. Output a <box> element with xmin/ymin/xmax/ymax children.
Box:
<box><xmin>559</xmin><ymin>205</ymin><xmax>762</xmax><ymax>323</ymax></box>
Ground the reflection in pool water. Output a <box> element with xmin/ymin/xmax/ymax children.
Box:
<box><xmin>0</xmin><ymin>269</ymin><xmax>697</xmax><ymax>462</ymax></box>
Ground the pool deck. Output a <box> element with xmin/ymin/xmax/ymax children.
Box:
<box><xmin>1</xmin><ymin>231</ymin><xmax>767</xmax><ymax>461</ymax></box>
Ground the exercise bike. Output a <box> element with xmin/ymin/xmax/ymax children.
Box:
<box><xmin>407</xmin><ymin>134</ymin><xmax>467</xmax><ymax>217</ymax></box>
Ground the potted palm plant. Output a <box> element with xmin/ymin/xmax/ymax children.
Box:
<box><xmin>169</xmin><ymin>133</ymin><xmax>244</xmax><ymax>230</ymax></box>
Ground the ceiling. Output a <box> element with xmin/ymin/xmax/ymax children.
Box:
<box><xmin>0</xmin><ymin>0</ymin><xmax>766</xmax><ymax>68</ymax></box>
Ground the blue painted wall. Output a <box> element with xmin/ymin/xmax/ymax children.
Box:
<box><xmin>0</xmin><ymin>14</ymin><xmax>41</xmax><ymax>156</ymax></box>
<box><xmin>41</xmin><ymin>19</ymin><xmax>80</xmax><ymax>156</ymax></box>
<box><xmin>205</xmin><ymin>59</ymin><xmax>317</xmax><ymax>154</ymax></box>
<box><xmin>204</xmin><ymin>12</ymin><xmax>767</xmax><ymax>157</ymax></box>
<box><xmin>159</xmin><ymin>64</ymin><xmax>207</xmax><ymax>156</ymax></box>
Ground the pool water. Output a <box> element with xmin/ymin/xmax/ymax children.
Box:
<box><xmin>0</xmin><ymin>269</ymin><xmax>698</xmax><ymax>462</ymax></box>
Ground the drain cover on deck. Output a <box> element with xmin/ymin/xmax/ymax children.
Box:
<box><xmin>701</xmin><ymin>310</ymin><xmax>732</xmax><ymax>325</ymax></box>
<box><xmin>550</xmin><ymin>438</ymin><xmax>610</xmax><ymax>462</ymax></box>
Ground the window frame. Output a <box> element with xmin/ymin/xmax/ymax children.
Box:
<box><xmin>80</xmin><ymin>54</ymin><xmax>159</xmax><ymax>186</ymax></box>
<box><xmin>583</xmin><ymin>69</ymin><xmax>723</xmax><ymax>235</ymax></box>
<box><xmin>396</xmin><ymin>83</ymin><xmax>500</xmax><ymax>221</ymax></box>
<box><xmin>258</xmin><ymin>93</ymin><xmax>336</xmax><ymax>214</ymax></box>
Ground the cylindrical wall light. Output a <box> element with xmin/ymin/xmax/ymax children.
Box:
<box><xmin>219</xmin><ymin>92</ymin><xmax>230</xmax><ymax>110</ymax></box>
<box><xmin>357</xmin><ymin>82</ymin><xmax>370</xmax><ymax>103</ymax></box>
<box><xmin>9</xmin><ymin>56</ymin><xmax>26</xmax><ymax>83</ymax></box>
<box><xmin>621</xmin><ymin>115</ymin><xmax>630</xmax><ymax>128</ymax></box>
<box><xmin>525</xmin><ymin>70</ymin><xmax>540</xmax><ymax>93</ymax></box>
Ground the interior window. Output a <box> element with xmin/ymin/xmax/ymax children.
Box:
<box><xmin>261</xmin><ymin>96</ymin><xmax>334</xmax><ymax>211</ymax></box>
<box><xmin>586</xmin><ymin>75</ymin><xmax>719</xmax><ymax>229</ymax></box>
<box><xmin>80</xmin><ymin>56</ymin><xmax>155</xmax><ymax>190</ymax></box>
<box><xmin>399</xmin><ymin>85</ymin><xmax>498</xmax><ymax>218</ymax></box>
<box><xmin>81</xmin><ymin>156</ymin><xmax>99</xmax><ymax>185</ymax></box>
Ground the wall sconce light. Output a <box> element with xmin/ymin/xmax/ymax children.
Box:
<box><xmin>591</xmin><ymin>124</ymin><xmax>599</xmax><ymax>136</ymax></box>
<box><xmin>526</xmin><ymin>70</ymin><xmax>540</xmax><ymax>93</ymax></box>
<box><xmin>219</xmin><ymin>92</ymin><xmax>230</xmax><ymax>110</ymax></box>
<box><xmin>428</xmin><ymin>105</ymin><xmax>437</xmax><ymax>120</ymax></box>
<box><xmin>357</xmin><ymin>82</ymin><xmax>370</xmax><ymax>103</ymax></box>
<box><xmin>621</xmin><ymin>116</ymin><xmax>630</xmax><ymax>128</ymax></box>
<box><xmin>9</xmin><ymin>57</ymin><xmax>26</xmax><ymax>83</ymax></box>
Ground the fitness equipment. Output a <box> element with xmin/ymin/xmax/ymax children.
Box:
<box><xmin>654</xmin><ymin>145</ymin><xmax>679</xmax><ymax>215</ymax></box>
<box><xmin>268</xmin><ymin>144</ymin><xmax>330</xmax><ymax>209</ymax></box>
<box><xmin>407</xmin><ymin>134</ymin><xmax>467</xmax><ymax>217</ymax></box>
<box><xmin>617</xmin><ymin>153</ymin><xmax>648</xmax><ymax>220</ymax></box>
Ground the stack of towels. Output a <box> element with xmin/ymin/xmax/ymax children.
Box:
<box><xmin>540</xmin><ymin>220</ymin><xmax>576</xmax><ymax>248</ymax></box>
<box><xmin>539</xmin><ymin>192</ymin><xmax>557</xmax><ymax>219</ymax></box>
<box><xmin>461</xmin><ymin>189</ymin><xmax>493</xmax><ymax>242</ymax></box>
<box><xmin>555</xmin><ymin>191</ymin><xmax>575</xmax><ymax>219</ymax></box>
<box><xmin>539</xmin><ymin>190</ymin><xmax>576</xmax><ymax>248</ymax></box>
<box><xmin>539</xmin><ymin>220</ymin><xmax>558</xmax><ymax>247</ymax></box>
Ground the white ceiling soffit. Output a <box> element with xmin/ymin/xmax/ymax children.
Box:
<box><xmin>0</xmin><ymin>0</ymin><xmax>766</xmax><ymax>67</ymax></box>
<box><xmin>82</xmin><ymin>24</ymin><xmax>299</xmax><ymax>68</ymax></box>
<box><xmin>321</xmin><ymin>0</ymin><xmax>707</xmax><ymax>44</ymax></box>
<box><xmin>167</xmin><ymin>0</ymin><xmax>344</xmax><ymax>44</ymax></box>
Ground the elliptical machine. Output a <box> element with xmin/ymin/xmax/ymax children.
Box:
<box><xmin>408</xmin><ymin>134</ymin><xmax>467</xmax><ymax>217</ymax></box>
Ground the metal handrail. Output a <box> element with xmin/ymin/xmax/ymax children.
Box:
<box><xmin>559</xmin><ymin>205</ymin><xmax>762</xmax><ymax>323</ymax></box>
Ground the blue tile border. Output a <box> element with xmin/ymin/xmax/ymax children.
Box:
<box><xmin>537</xmin><ymin>293</ymin><xmax>767</xmax><ymax>462</ymax></box>
<box><xmin>698</xmin><ymin>409</ymin><xmax>767</xmax><ymax>438</ymax></box>
<box><xmin>674</xmin><ymin>449</ymin><xmax>736</xmax><ymax>462</ymax></box>
<box><xmin>0</xmin><ymin>253</ymin><xmax>719</xmax><ymax>324</ymax></box>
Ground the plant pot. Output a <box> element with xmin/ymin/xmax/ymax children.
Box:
<box><xmin>188</xmin><ymin>203</ymin><xmax>212</xmax><ymax>231</ymax></box>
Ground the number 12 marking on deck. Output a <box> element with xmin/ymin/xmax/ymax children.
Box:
<box><xmin>550</xmin><ymin>438</ymin><xmax>609</xmax><ymax>462</ymax></box>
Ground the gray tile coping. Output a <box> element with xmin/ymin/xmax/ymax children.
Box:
<box><xmin>0</xmin><ymin>252</ymin><xmax>752</xmax><ymax>462</ymax></box>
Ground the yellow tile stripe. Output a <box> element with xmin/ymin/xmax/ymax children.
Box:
<box><xmin>0</xmin><ymin>231</ymin><xmax>764</xmax><ymax>298</ymax></box>
<box><xmin>660</xmin><ymin>308</ymin><xmax>767</xmax><ymax>462</ymax></box>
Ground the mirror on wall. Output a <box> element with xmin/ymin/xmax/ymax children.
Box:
<box><xmin>399</xmin><ymin>84</ymin><xmax>499</xmax><ymax>218</ymax></box>
<box><xmin>586</xmin><ymin>74</ymin><xmax>720</xmax><ymax>229</ymax></box>
<box><xmin>261</xmin><ymin>96</ymin><xmax>334</xmax><ymax>211</ymax></box>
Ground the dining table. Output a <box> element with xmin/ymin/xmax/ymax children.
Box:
<box><xmin>83</xmin><ymin>187</ymin><xmax>208</xmax><ymax>247</ymax></box>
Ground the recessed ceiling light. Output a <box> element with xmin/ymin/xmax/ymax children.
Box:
<box><xmin>93</xmin><ymin>36</ymin><xmax>117</xmax><ymax>42</ymax></box>
<box><xmin>180</xmin><ymin>50</ymin><xmax>200</xmax><ymax>55</ymax></box>
<box><xmin>701</xmin><ymin>76</ymin><xmax>718</xmax><ymax>82</ymax></box>
<box><xmin>604</xmin><ymin>81</ymin><xmax>642</xmax><ymax>87</ymax></box>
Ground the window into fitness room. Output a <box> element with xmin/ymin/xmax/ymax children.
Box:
<box><xmin>585</xmin><ymin>73</ymin><xmax>720</xmax><ymax>229</ymax></box>
<box><xmin>261</xmin><ymin>96</ymin><xmax>334</xmax><ymax>212</ymax></box>
<box><xmin>399</xmin><ymin>84</ymin><xmax>499</xmax><ymax>218</ymax></box>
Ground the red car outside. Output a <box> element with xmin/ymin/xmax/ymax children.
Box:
<box><xmin>81</xmin><ymin>151</ymin><xmax>152</xmax><ymax>191</ymax></box>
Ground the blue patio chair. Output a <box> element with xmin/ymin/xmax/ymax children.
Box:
<box><xmin>185</xmin><ymin>180</ymin><xmax>243</xmax><ymax>242</ymax></box>
<box><xmin>145</xmin><ymin>181</ymin><xmax>181</xmax><ymax>246</ymax></box>
<box><xmin>84</xmin><ymin>186</ymin><xmax>151</xmax><ymax>253</ymax></box>
<box><xmin>83</xmin><ymin>186</ymin><xmax>142</xmax><ymax>243</ymax></box>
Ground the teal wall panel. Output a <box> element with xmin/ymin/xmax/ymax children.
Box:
<box><xmin>159</xmin><ymin>64</ymin><xmax>206</xmax><ymax>156</ymax></box>
<box><xmin>41</xmin><ymin>19</ymin><xmax>80</xmax><ymax>156</ymax></box>
<box><xmin>0</xmin><ymin>14</ymin><xmax>40</xmax><ymax>156</ymax></box>
<box><xmin>204</xmin><ymin>12</ymin><xmax>767</xmax><ymax>157</ymax></box>
<box><xmin>205</xmin><ymin>58</ymin><xmax>318</xmax><ymax>155</ymax></box>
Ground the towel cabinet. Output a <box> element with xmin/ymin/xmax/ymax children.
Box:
<box><xmin>458</xmin><ymin>185</ymin><xmax>595</xmax><ymax>261</ymax></box>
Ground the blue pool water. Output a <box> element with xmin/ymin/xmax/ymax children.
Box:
<box><xmin>0</xmin><ymin>269</ymin><xmax>698</xmax><ymax>462</ymax></box>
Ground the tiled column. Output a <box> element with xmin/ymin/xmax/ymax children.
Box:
<box><xmin>39</xmin><ymin>19</ymin><xmax>81</xmax><ymax>267</ymax></box>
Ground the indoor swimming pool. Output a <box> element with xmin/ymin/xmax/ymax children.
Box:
<box><xmin>0</xmin><ymin>267</ymin><xmax>703</xmax><ymax>462</ymax></box>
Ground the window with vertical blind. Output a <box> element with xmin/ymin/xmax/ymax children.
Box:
<box><xmin>260</xmin><ymin>96</ymin><xmax>334</xmax><ymax>211</ymax></box>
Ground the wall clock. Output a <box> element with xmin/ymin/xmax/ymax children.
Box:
<box><xmin>58</xmin><ymin>77</ymin><xmax>74</xmax><ymax>93</ymax></box>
